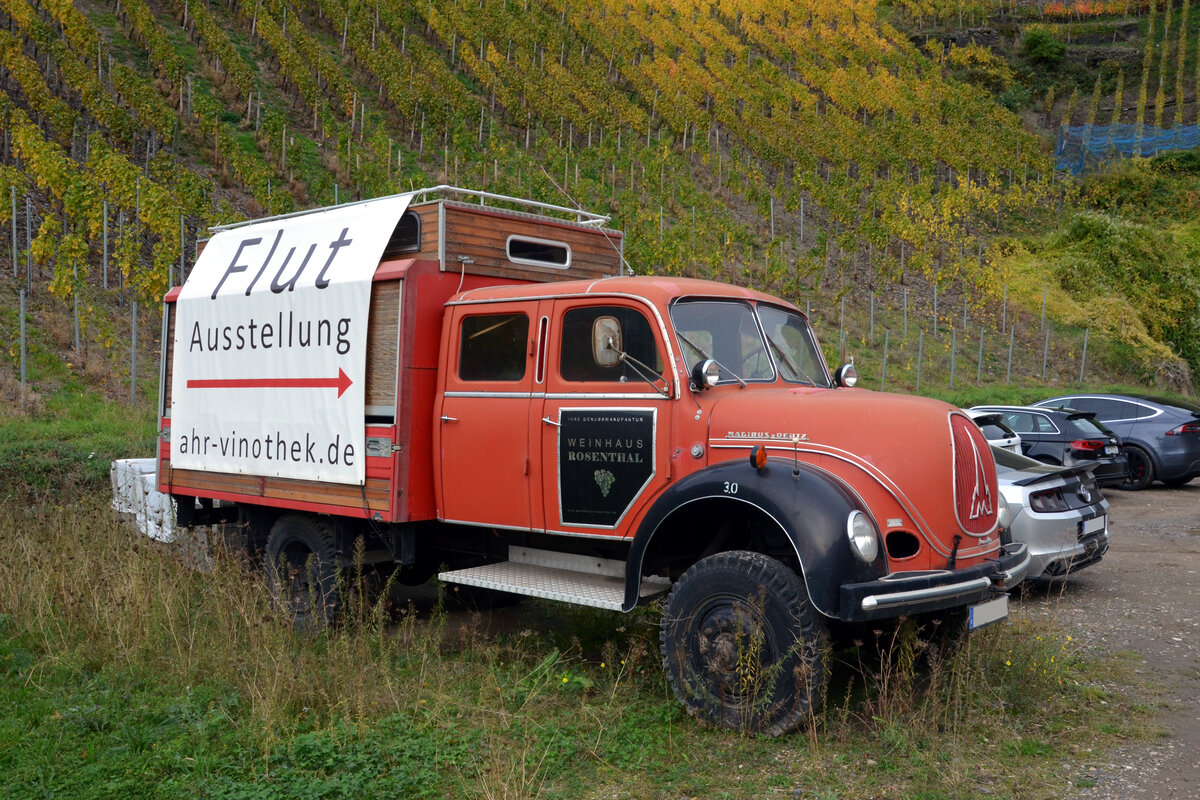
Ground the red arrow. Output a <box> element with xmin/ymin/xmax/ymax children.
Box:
<box><xmin>187</xmin><ymin>368</ymin><xmax>353</xmax><ymax>398</ymax></box>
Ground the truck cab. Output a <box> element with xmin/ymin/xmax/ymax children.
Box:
<box><xmin>158</xmin><ymin>186</ymin><xmax>1029</xmax><ymax>736</ymax></box>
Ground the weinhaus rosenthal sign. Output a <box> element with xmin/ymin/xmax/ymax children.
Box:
<box><xmin>557</xmin><ymin>409</ymin><xmax>656</xmax><ymax>527</ymax></box>
<box><xmin>170</xmin><ymin>196</ymin><xmax>412</xmax><ymax>485</ymax></box>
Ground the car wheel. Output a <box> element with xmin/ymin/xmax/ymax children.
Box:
<box><xmin>265</xmin><ymin>514</ymin><xmax>341</xmax><ymax>629</ymax></box>
<box><xmin>1120</xmin><ymin>445</ymin><xmax>1155</xmax><ymax>491</ymax></box>
<box><xmin>660</xmin><ymin>551</ymin><xmax>828</xmax><ymax>736</ymax></box>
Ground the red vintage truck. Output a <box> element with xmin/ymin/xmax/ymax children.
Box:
<box><xmin>158</xmin><ymin>186</ymin><xmax>1030</xmax><ymax>735</ymax></box>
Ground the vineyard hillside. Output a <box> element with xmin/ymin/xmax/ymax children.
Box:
<box><xmin>1</xmin><ymin>0</ymin><xmax>1196</xmax><ymax>401</ymax></box>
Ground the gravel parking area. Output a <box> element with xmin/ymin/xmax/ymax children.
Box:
<box><xmin>1018</xmin><ymin>484</ymin><xmax>1200</xmax><ymax>799</ymax></box>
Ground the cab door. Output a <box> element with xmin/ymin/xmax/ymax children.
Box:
<box><xmin>437</xmin><ymin>303</ymin><xmax>538</xmax><ymax>529</ymax></box>
<box><xmin>537</xmin><ymin>300</ymin><xmax>674</xmax><ymax>536</ymax></box>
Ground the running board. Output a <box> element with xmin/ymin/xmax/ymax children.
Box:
<box><xmin>438</xmin><ymin>546</ymin><xmax>672</xmax><ymax>611</ymax></box>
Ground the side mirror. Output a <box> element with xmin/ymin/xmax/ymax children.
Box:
<box><xmin>592</xmin><ymin>316</ymin><xmax>622</xmax><ymax>367</ymax></box>
<box><xmin>833</xmin><ymin>363</ymin><xmax>858</xmax><ymax>388</ymax></box>
<box><xmin>691</xmin><ymin>359</ymin><xmax>720</xmax><ymax>390</ymax></box>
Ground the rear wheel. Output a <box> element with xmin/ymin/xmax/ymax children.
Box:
<box><xmin>1120</xmin><ymin>445</ymin><xmax>1155</xmax><ymax>491</ymax></box>
<box><xmin>660</xmin><ymin>551</ymin><xmax>828</xmax><ymax>736</ymax></box>
<box><xmin>265</xmin><ymin>515</ymin><xmax>341</xmax><ymax>629</ymax></box>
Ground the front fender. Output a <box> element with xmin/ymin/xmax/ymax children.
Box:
<box><xmin>624</xmin><ymin>458</ymin><xmax>886</xmax><ymax>616</ymax></box>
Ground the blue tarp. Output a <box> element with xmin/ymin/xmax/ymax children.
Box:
<box><xmin>1054</xmin><ymin>123</ymin><xmax>1200</xmax><ymax>174</ymax></box>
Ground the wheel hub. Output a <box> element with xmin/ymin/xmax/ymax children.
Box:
<box><xmin>694</xmin><ymin>603</ymin><xmax>767</xmax><ymax>695</ymax></box>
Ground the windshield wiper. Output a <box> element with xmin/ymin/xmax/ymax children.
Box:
<box><xmin>765</xmin><ymin>333</ymin><xmax>815</xmax><ymax>386</ymax></box>
<box><xmin>676</xmin><ymin>332</ymin><xmax>746</xmax><ymax>387</ymax></box>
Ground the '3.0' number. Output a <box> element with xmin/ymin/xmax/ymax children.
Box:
<box><xmin>723</xmin><ymin>481</ymin><xmax>739</xmax><ymax>495</ymax></box>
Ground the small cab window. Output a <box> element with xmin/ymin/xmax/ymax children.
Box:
<box><xmin>382</xmin><ymin>210</ymin><xmax>421</xmax><ymax>257</ymax></box>
<box><xmin>559</xmin><ymin>305</ymin><xmax>662</xmax><ymax>383</ymax></box>
<box><xmin>508</xmin><ymin>236</ymin><xmax>570</xmax><ymax>268</ymax></box>
<box><xmin>458</xmin><ymin>313</ymin><xmax>529</xmax><ymax>381</ymax></box>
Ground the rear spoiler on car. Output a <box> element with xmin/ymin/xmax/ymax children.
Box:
<box><xmin>1008</xmin><ymin>465</ymin><xmax>1094</xmax><ymax>487</ymax></box>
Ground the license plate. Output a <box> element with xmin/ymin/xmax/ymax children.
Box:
<box><xmin>968</xmin><ymin>595</ymin><xmax>1008</xmax><ymax>630</ymax></box>
<box><xmin>1081</xmin><ymin>515</ymin><xmax>1106</xmax><ymax>535</ymax></box>
<box><xmin>1105</xmin><ymin>445</ymin><xmax>1118</xmax><ymax>455</ymax></box>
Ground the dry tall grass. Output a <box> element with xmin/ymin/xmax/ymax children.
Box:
<box><xmin>0</xmin><ymin>497</ymin><xmax>435</xmax><ymax>731</ymax></box>
<box><xmin>0</xmin><ymin>492</ymin><xmax>1144</xmax><ymax>799</ymax></box>
<box><xmin>0</xmin><ymin>494</ymin><xmax>670</xmax><ymax>797</ymax></box>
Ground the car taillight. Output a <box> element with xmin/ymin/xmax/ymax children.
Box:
<box><xmin>1030</xmin><ymin>488</ymin><xmax>1070</xmax><ymax>513</ymax></box>
<box><xmin>1069</xmin><ymin>439</ymin><xmax>1106</xmax><ymax>452</ymax></box>
<box><xmin>1166</xmin><ymin>422</ymin><xmax>1200</xmax><ymax>436</ymax></box>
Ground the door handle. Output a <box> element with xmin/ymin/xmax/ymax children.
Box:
<box><xmin>440</xmin><ymin>415</ymin><xmax>458</xmax><ymax>423</ymax></box>
<box><xmin>542</xmin><ymin>416</ymin><xmax>560</xmax><ymax>427</ymax></box>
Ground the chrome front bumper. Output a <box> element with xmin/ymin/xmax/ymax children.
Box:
<box><xmin>839</xmin><ymin>542</ymin><xmax>1031</xmax><ymax>622</ymax></box>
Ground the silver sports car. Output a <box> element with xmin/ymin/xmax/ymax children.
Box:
<box><xmin>993</xmin><ymin>446</ymin><xmax>1111</xmax><ymax>579</ymax></box>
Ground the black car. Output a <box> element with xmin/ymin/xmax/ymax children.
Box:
<box><xmin>969</xmin><ymin>405</ymin><xmax>1129</xmax><ymax>486</ymax></box>
<box><xmin>1033</xmin><ymin>394</ymin><xmax>1200</xmax><ymax>490</ymax></box>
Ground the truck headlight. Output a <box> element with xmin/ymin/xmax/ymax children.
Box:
<box><xmin>847</xmin><ymin>510</ymin><xmax>879</xmax><ymax>563</ymax></box>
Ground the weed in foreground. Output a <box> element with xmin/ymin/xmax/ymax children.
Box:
<box><xmin>0</xmin><ymin>495</ymin><xmax>1156</xmax><ymax>799</ymax></box>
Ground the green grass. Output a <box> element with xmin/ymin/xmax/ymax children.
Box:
<box><xmin>0</xmin><ymin>477</ymin><xmax>1155</xmax><ymax>799</ymax></box>
<box><xmin>0</xmin><ymin>588</ymin><xmax>1152</xmax><ymax>800</ymax></box>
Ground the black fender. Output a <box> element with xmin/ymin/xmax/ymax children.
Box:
<box><xmin>623</xmin><ymin>458</ymin><xmax>887</xmax><ymax>617</ymax></box>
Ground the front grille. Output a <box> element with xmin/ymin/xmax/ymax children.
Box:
<box><xmin>950</xmin><ymin>414</ymin><xmax>999</xmax><ymax>535</ymax></box>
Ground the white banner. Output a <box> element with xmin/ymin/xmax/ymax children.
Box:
<box><xmin>170</xmin><ymin>196</ymin><xmax>412</xmax><ymax>485</ymax></box>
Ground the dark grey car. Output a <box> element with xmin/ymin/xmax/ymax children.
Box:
<box><xmin>969</xmin><ymin>405</ymin><xmax>1129</xmax><ymax>486</ymax></box>
<box><xmin>1032</xmin><ymin>394</ymin><xmax>1200</xmax><ymax>490</ymax></box>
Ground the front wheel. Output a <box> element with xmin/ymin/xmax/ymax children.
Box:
<box><xmin>660</xmin><ymin>551</ymin><xmax>828</xmax><ymax>736</ymax></box>
<box><xmin>1120</xmin><ymin>445</ymin><xmax>1155</xmax><ymax>491</ymax></box>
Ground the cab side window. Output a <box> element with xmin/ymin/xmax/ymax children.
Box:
<box><xmin>559</xmin><ymin>306</ymin><xmax>662</xmax><ymax>383</ymax></box>
<box><xmin>458</xmin><ymin>313</ymin><xmax>529</xmax><ymax>381</ymax></box>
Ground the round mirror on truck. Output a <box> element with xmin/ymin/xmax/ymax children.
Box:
<box><xmin>691</xmin><ymin>359</ymin><xmax>721</xmax><ymax>390</ymax></box>
<box><xmin>834</xmin><ymin>363</ymin><xmax>858</xmax><ymax>388</ymax></box>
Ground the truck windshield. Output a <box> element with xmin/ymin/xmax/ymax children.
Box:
<box><xmin>670</xmin><ymin>300</ymin><xmax>830</xmax><ymax>387</ymax></box>
<box><xmin>757</xmin><ymin>305</ymin><xmax>831</xmax><ymax>387</ymax></box>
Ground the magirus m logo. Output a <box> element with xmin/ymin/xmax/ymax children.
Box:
<box><xmin>966</xmin><ymin>437</ymin><xmax>994</xmax><ymax>520</ymax></box>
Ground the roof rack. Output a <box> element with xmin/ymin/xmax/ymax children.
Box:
<box><xmin>208</xmin><ymin>185</ymin><xmax>610</xmax><ymax>233</ymax></box>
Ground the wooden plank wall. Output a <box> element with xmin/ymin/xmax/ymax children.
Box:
<box><xmin>365</xmin><ymin>280</ymin><xmax>401</xmax><ymax>411</ymax></box>
<box><xmin>443</xmin><ymin>203</ymin><xmax>622</xmax><ymax>281</ymax></box>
